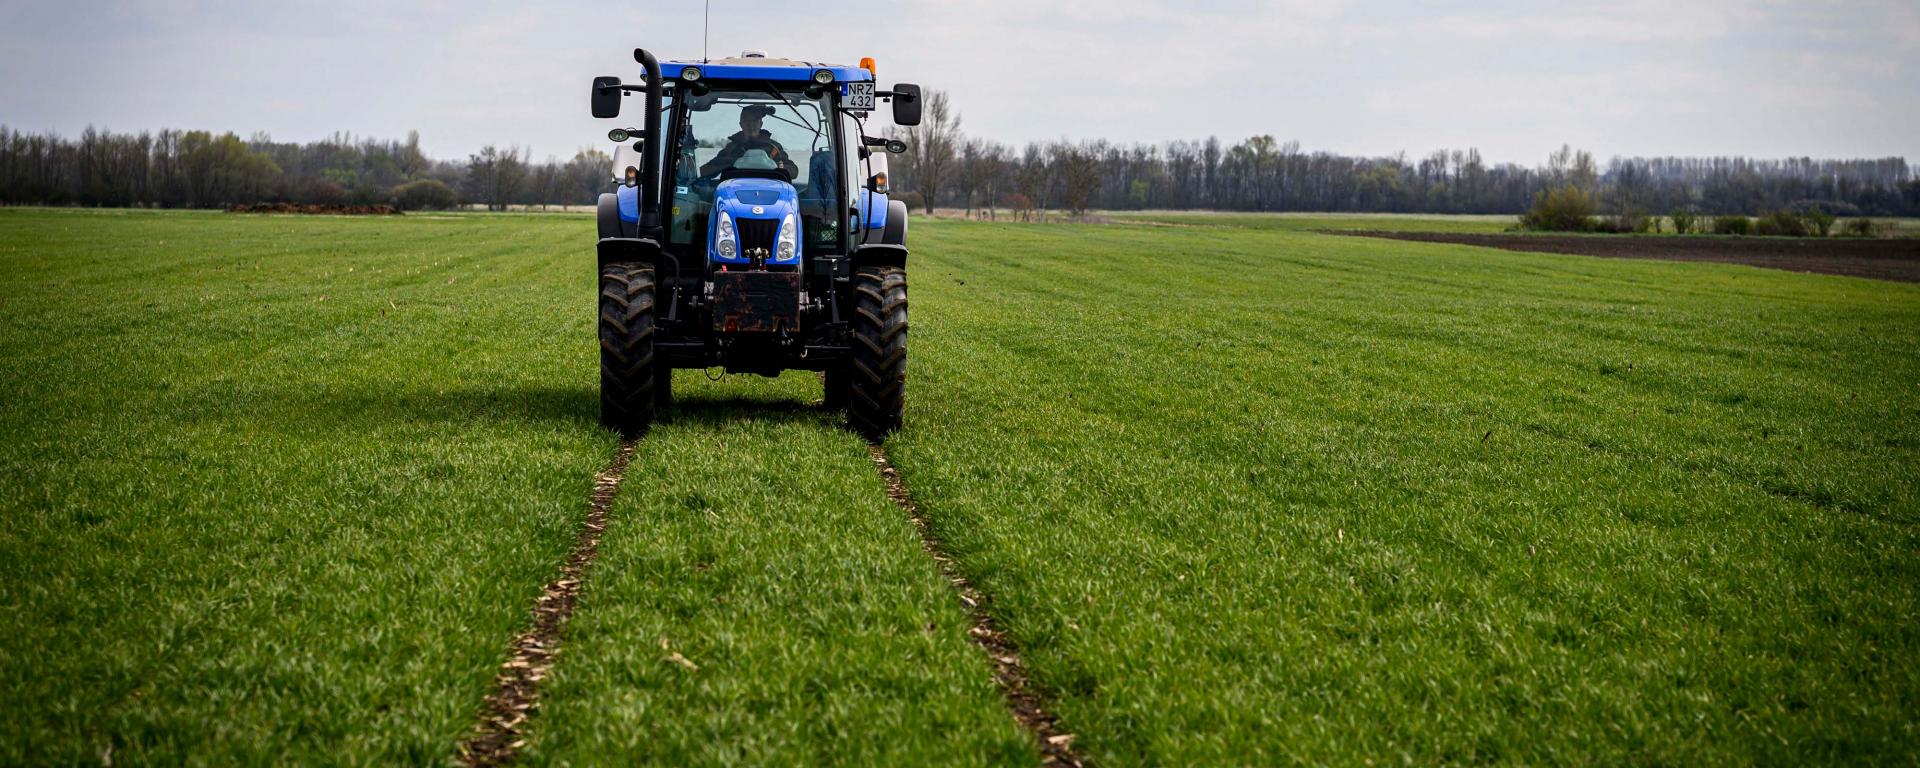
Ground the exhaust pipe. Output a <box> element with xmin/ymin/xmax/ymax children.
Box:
<box><xmin>633</xmin><ymin>48</ymin><xmax>664</xmax><ymax>236</ymax></box>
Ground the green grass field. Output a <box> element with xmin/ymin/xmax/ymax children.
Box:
<box><xmin>3</xmin><ymin>208</ymin><xmax>1915</xmax><ymax>765</ymax></box>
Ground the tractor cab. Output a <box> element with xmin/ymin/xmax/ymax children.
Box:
<box><xmin>589</xmin><ymin>49</ymin><xmax>922</xmax><ymax>437</ymax></box>
<box><xmin>601</xmin><ymin>55</ymin><xmax>914</xmax><ymax>265</ymax></box>
<box><xmin>666</xmin><ymin>87</ymin><xmax>833</xmax><ymax>268</ymax></box>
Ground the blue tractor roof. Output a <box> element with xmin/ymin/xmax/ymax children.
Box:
<box><xmin>658</xmin><ymin>55</ymin><xmax>872</xmax><ymax>83</ymax></box>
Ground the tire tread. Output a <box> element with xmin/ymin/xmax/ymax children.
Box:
<box><xmin>847</xmin><ymin>266</ymin><xmax>907</xmax><ymax>438</ymax></box>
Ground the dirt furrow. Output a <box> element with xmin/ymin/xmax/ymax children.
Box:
<box><xmin>456</xmin><ymin>439</ymin><xmax>637</xmax><ymax>767</ymax></box>
<box><xmin>867</xmin><ymin>444</ymin><xmax>1090</xmax><ymax>768</ymax></box>
<box><xmin>1337</xmin><ymin>230</ymin><xmax>1920</xmax><ymax>282</ymax></box>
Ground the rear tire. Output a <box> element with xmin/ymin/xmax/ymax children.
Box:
<box><xmin>847</xmin><ymin>266</ymin><xmax>907</xmax><ymax>439</ymax></box>
<box><xmin>599</xmin><ymin>263</ymin><xmax>658</xmax><ymax>435</ymax></box>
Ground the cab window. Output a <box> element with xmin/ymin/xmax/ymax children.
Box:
<box><xmin>667</xmin><ymin>89</ymin><xmax>838</xmax><ymax>249</ymax></box>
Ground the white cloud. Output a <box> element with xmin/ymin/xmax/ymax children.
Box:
<box><xmin>0</xmin><ymin>0</ymin><xmax>1913</xmax><ymax>165</ymax></box>
<box><xmin>1416</xmin><ymin>0</ymin><xmax>1768</xmax><ymax>44</ymax></box>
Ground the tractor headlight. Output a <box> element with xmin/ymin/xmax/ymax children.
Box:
<box><xmin>811</xmin><ymin>69</ymin><xmax>834</xmax><ymax>84</ymax></box>
<box><xmin>716</xmin><ymin>211</ymin><xmax>736</xmax><ymax>258</ymax></box>
<box><xmin>681</xmin><ymin>66</ymin><xmax>702</xmax><ymax>82</ymax></box>
<box><xmin>777</xmin><ymin>213</ymin><xmax>797</xmax><ymax>260</ymax></box>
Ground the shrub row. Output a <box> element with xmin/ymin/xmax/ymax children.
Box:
<box><xmin>390</xmin><ymin>179</ymin><xmax>459</xmax><ymax>211</ymax></box>
<box><xmin>1684</xmin><ymin>210</ymin><xmax>1883</xmax><ymax>237</ymax></box>
<box><xmin>1520</xmin><ymin>185</ymin><xmax>1897</xmax><ymax>238</ymax></box>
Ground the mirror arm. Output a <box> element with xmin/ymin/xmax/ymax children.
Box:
<box><xmin>595</xmin><ymin>84</ymin><xmax>653</xmax><ymax>98</ymax></box>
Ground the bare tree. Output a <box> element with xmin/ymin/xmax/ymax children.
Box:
<box><xmin>1014</xmin><ymin>142</ymin><xmax>1056</xmax><ymax>222</ymax></box>
<box><xmin>1546</xmin><ymin>143</ymin><xmax>1597</xmax><ymax>193</ymax></box>
<box><xmin>901</xmin><ymin>90</ymin><xmax>960</xmax><ymax>214</ymax></box>
<box><xmin>530</xmin><ymin>156</ymin><xmax>559</xmax><ymax>211</ymax></box>
<box><xmin>957</xmin><ymin>137</ymin><xmax>1012</xmax><ymax>218</ymax></box>
<box><xmin>1058</xmin><ymin>141</ymin><xmax>1101</xmax><ymax>218</ymax></box>
<box><xmin>976</xmin><ymin>140</ymin><xmax>1009</xmax><ymax>220</ymax></box>
<box><xmin>465</xmin><ymin>145</ymin><xmax>528</xmax><ymax>211</ymax></box>
<box><xmin>3</xmin><ymin>120</ymin><xmax>1915</xmax><ymax>217</ymax></box>
<box><xmin>1609</xmin><ymin>157</ymin><xmax>1649</xmax><ymax>216</ymax></box>
<box><xmin>561</xmin><ymin>148</ymin><xmax>612</xmax><ymax>203</ymax></box>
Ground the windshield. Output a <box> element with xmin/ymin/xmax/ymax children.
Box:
<box><xmin>668</xmin><ymin>88</ymin><xmax>840</xmax><ymax>250</ymax></box>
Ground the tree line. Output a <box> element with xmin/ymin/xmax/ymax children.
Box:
<box><xmin>0</xmin><ymin>125</ymin><xmax>610</xmax><ymax>211</ymax></box>
<box><xmin>889</xmin><ymin>92</ymin><xmax>1920</xmax><ymax>219</ymax></box>
<box><xmin>5</xmin><ymin>114</ymin><xmax>1917</xmax><ymax>218</ymax></box>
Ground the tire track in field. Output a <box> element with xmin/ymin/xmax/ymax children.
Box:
<box><xmin>867</xmin><ymin>444</ymin><xmax>1089</xmax><ymax>767</ymax></box>
<box><xmin>456</xmin><ymin>439</ymin><xmax>637</xmax><ymax>767</ymax></box>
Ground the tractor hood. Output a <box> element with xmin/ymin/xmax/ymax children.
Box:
<box><xmin>708</xmin><ymin>178</ymin><xmax>801</xmax><ymax>267</ymax></box>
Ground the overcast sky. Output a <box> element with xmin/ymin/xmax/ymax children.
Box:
<box><xmin>2</xmin><ymin>0</ymin><xmax>1915</xmax><ymax>166</ymax></box>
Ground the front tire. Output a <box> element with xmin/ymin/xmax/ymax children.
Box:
<box><xmin>847</xmin><ymin>266</ymin><xmax>907</xmax><ymax>439</ymax></box>
<box><xmin>599</xmin><ymin>263</ymin><xmax>658</xmax><ymax>435</ymax></box>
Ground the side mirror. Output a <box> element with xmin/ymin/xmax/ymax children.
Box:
<box><xmin>591</xmin><ymin>76</ymin><xmax>623</xmax><ymax>118</ymax></box>
<box><xmin>890</xmin><ymin>84</ymin><xmax>922</xmax><ymax>126</ymax></box>
<box><xmin>860</xmin><ymin>136</ymin><xmax>909</xmax><ymax>154</ymax></box>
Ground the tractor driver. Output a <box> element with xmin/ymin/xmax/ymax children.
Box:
<box><xmin>699</xmin><ymin>104</ymin><xmax>800</xmax><ymax>180</ymax></box>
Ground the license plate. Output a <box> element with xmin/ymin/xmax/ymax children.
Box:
<box><xmin>846</xmin><ymin>82</ymin><xmax>875</xmax><ymax>112</ymax></box>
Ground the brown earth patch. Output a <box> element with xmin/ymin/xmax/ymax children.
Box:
<box><xmin>867</xmin><ymin>444</ymin><xmax>1089</xmax><ymax>767</ymax></box>
<box><xmin>226</xmin><ymin>203</ymin><xmax>402</xmax><ymax>215</ymax></box>
<box><xmin>456</xmin><ymin>440</ymin><xmax>636</xmax><ymax>767</ymax></box>
<box><xmin>1340</xmin><ymin>231</ymin><xmax>1920</xmax><ymax>283</ymax></box>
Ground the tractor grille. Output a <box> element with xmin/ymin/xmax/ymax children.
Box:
<box><xmin>736</xmin><ymin>216</ymin><xmax>779</xmax><ymax>260</ymax></box>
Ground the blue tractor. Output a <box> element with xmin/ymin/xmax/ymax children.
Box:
<box><xmin>590</xmin><ymin>49</ymin><xmax>919</xmax><ymax>437</ymax></box>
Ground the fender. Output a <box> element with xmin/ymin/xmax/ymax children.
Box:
<box><xmin>857</xmin><ymin>194</ymin><xmax>908</xmax><ymax>246</ymax></box>
<box><xmin>850</xmin><ymin>243</ymin><xmax>908</xmax><ymax>269</ymax></box>
<box><xmin>598</xmin><ymin>193</ymin><xmax>635</xmax><ymax>239</ymax></box>
<box><xmin>597</xmin><ymin>236</ymin><xmax>666</xmax><ymax>269</ymax></box>
<box><xmin>883</xmin><ymin>199</ymin><xmax>908</xmax><ymax>245</ymax></box>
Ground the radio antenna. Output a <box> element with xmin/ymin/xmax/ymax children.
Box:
<box><xmin>703</xmin><ymin>0</ymin><xmax>710</xmax><ymax>63</ymax></box>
